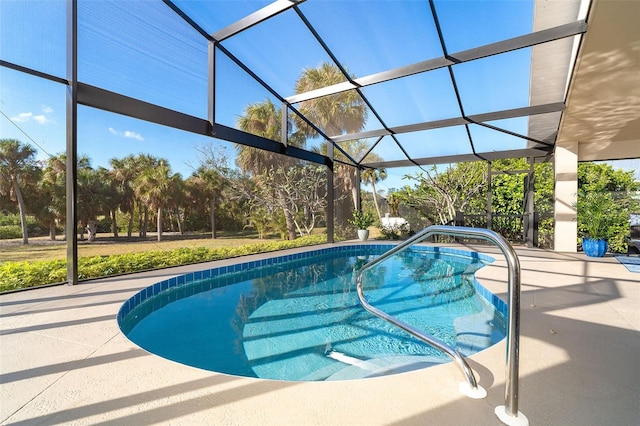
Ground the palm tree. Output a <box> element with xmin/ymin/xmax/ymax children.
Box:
<box><xmin>40</xmin><ymin>154</ymin><xmax>67</xmax><ymax>240</ymax></box>
<box><xmin>130</xmin><ymin>154</ymin><xmax>162</xmax><ymax>237</ymax></box>
<box><xmin>0</xmin><ymin>139</ymin><xmax>39</xmax><ymax>244</ymax></box>
<box><xmin>294</xmin><ymin>62</ymin><xmax>368</xmax><ymax>137</ymax></box>
<box><xmin>236</xmin><ymin>99</ymin><xmax>302</xmax><ymax>173</ymax></box>
<box><xmin>362</xmin><ymin>166</ymin><xmax>387</xmax><ymax>223</ymax></box>
<box><xmin>134</xmin><ymin>157</ymin><xmax>172</xmax><ymax>241</ymax></box>
<box><xmin>76</xmin><ymin>161</ymin><xmax>111</xmax><ymax>242</ymax></box>
<box><xmin>292</xmin><ymin>63</ymin><xmax>369</xmax><ymax>230</ymax></box>
<box><xmin>236</xmin><ymin>99</ymin><xmax>301</xmax><ymax>240</ymax></box>
<box><xmin>358</xmin><ymin>147</ymin><xmax>387</xmax><ymax>223</ymax></box>
<box><xmin>166</xmin><ymin>172</ymin><xmax>186</xmax><ymax>235</ymax></box>
<box><xmin>95</xmin><ymin>166</ymin><xmax>121</xmax><ymax>238</ymax></box>
<box><xmin>109</xmin><ymin>155</ymin><xmax>138</xmax><ymax>237</ymax></box>
<box><xmin>189</xmin><ymin>166</ymin><xmax>227</xmax><ymax>239</ymax></box>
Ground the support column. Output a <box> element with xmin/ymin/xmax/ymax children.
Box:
<box><xmin>487</xmin><ymin>161</ymin><xmax>492</xmax><ymax>230</ymax></box>
<box><xmin>66</xmin><ymin>0</ymin><xmax>78</xmax><ymax>284</ymax></box>
<box><xmin>553</xmin><ymin>141</ymin><xmax>578</xmax><ymax>252</ymax></box>
<box><xmin>525</xmin><ymin>157</ymin><xmax>535</xmax><ymax>248</ymax></box>
<box><xmin>326</xmin><ymin>145</ymin><xmax>334</xmax><ymax>244</ymax></box>
<box><xmin>355</xmin><ymin>168</ymin><xmax>362</xmax><ymax>211</ymax></box>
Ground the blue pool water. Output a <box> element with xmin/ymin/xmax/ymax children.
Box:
<box><xmin>118</xmin><ymin>245</ymin><xmax>507</xmax><ymax>381</ymax></box>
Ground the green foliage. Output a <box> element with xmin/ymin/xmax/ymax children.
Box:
<box><xmin>0</xmin><ymin>214</ymin><xmax>48</xmax><ymax>239</ymax></box>
<box><xmin>576</xmin><ymin>162</ymin><xmax>639</xmax><ymax>253</ymax></box>
<box><xmin>0</xmin><ymin>225</ymin><xmax>22</xmax><ymax>239</ymax></box>
<box><xmin>0</xmin><ymin>235</ymin><xmax>327</xmax><ymax>292</ymax></box>
<box><xmin>390</xmin><ymin>159</ymin><xmax>554</xmax><ymax>248</ymax></box>
<box><xmin>0</xmin><ymin>259</ymin><xmax>67</xmax><ymax>291</ymax></box>
<box><xmin>379</xmin><ymin>221</ymin><xmax>411</xmax><ymax>240</ymax></box>
<box><xmin>349</xmin><ymin>209</ymin><xmax>374</xmax><ymax>229</ymax></box>
<box><xmin>576</xmin><ymin>191</ymin><xmax>615</xmax><ymax>239</ymax></box>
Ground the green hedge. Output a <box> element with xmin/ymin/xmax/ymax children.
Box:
<box><xmin>0</xmin><ymin>225</ymin><xmax>23</xmax><ymax>239</ymax></box>
<box><xmin>0</xmin><ymin>235</ymin><xmax>326</xmax><ymax>292</ymax></box>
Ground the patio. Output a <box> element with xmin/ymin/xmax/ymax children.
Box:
<box><xmin>2</xmin><ymin>244</ymin><xmax>638</xmax><ymax>425</ymax></box>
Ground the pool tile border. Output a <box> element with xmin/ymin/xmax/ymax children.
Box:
<box><xmin>117</xmin><ymin>244</ymin><xmax>505</xmax><ymax>325</ymax></box>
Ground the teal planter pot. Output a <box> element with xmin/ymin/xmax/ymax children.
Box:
<box><xmin>582</xmin><ymin>238</ymin><xmax>608</xmax><ymax>257</ymax></box>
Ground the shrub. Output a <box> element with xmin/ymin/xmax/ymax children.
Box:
<box><xmin>379</xmin><ymin>221</ymin><xmax>411</xmax><ymax>240</ymax></box>
<box><xmin>0</xmin><ymin>225</ymin><xmax>22</xmax><ymax>239</ymax></box>
<box><xmin>0</xmin><ymin>222</ymin><xmax>47</xmax><ymax>239</ymax></box>
<box><xmin>0</xmin><ymin>234</ymin><xmax>327</xmax><ymax>292</ymax></box>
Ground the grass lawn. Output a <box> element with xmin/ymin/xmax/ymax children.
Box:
<box><xmin>0</xmin><ymin>231</ymin><xmax>286</xmax><ymax>264</ymax></box>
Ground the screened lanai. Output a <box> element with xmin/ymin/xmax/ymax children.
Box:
<box><xmin>1</xmin><ymin>0</ymin><xmax>639</xmax><ymax>285</ymax></box>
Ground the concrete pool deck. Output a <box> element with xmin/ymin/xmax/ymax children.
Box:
<box><xmin>1</xmin><ymin>243</ymin><xmax>638</xmax><ymax>425</ymax></box>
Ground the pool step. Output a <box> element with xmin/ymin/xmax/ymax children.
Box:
<box><xmin>318</xmin><ymin>354</ymin><xmax>448</xmax><ymax>381</ymax></box>
<box><xmin>454</xmin><ymin>311</ymin><xmax>505</xmax><ymax>356</ymax></box>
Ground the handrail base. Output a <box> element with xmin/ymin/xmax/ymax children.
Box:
<box><xmin>495</xmin><ymin>406</ymin><xmax>529</xmax><ymax>426</ymax></box>
<box><xmin>459</xmin><ymin>382</ymin><xmax>487</xmax><ymax>399</ymax></box>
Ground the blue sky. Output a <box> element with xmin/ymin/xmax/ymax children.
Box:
<box><xmin>4</xmin><ymin>0</ymin><xmax>634</xmax><ymax>195</ymax></box>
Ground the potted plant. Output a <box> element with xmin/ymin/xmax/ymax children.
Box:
<box><xmin>349</xmin><ymin>209</ymin><xmax>375</xmax><ymax>241</ymax></box>
<box><xmin>576</xmin><ymin>191</ymin><xmax>613</xmax><ymax>257</ymax></box>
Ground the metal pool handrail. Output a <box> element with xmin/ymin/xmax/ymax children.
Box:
<box><xmin>356</xmin><ymin>225</ymin><xmax>527</xmax><ymax>425</ymax></box>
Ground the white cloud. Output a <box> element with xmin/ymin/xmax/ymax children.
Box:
<box><xmin>123</xmin><ymin>130</ymin><xmax>144</xmax><ymax>141</ymax></box>
<box><xmin>32</xmin><ymin>115</ymin><xmax>50</xmax><ymax>124</ymax></box>
<box><xmin>11</xmin><ymin>105</ymin><xmax>54</xmax><ymax>125</ymax></box>
<box><xmin>11</xmin><ymin>112</ymin><xmax>33</xmax><ymax>123</ymax></box>
<box><xmin>109</xmin><ymin>127</ymin><xmax>144</xmax><ymax>141</ymax></box>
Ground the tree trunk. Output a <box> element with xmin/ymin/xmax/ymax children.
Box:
<box><xmin>175</xmin><ymin>208</ymin><xmax>183</xmax><ymax>235</ymax></box>
<box><xmin>168</xmin><ymin>211</ymin><xmax>175</xmax><ymax>232</ymax></box>
<box><xmin>157</xmin><ymin>206</ymin><xmax>163</xmax><ymax>242</ymax></box>
<box><xmin>370</xmin><ymin>176</ymin><xmax>383</xmax><ymax>223</ymax></box>
<box><xmin>127</xmin><ymin>213</ymin><xmax>133</xmax><ymax>237</ymax></box>
<box><xmin>12</xmin><ymin>176</ymin><xmax>29</xmax><ymax>244</ymax></box>
<box><xmin>111</xmin><ymin>209</ymin><xmax>119</xmax><ymax>238</ymax></box>
<box><xmin>210</xmin><ymin>199</ymin><xmax>217</xmax><ymax>239</ymax></box>
<box><xmin>49</xmin><ymin>219</ymin><xmax>57</xmax><ymax>240</ymax></box>
<box><xmin>351</xmin><ymin>184</ymin><xmax>358</xmax><ymax>211</ymax></box>
<box><xmin>87</xmin><ymin>220</ymin><xmax>97</xmax><ymax>242</ymax></box>
<box><xmin>127</xmin><ymin>202</ymin><xmax>134</xmax><ymax>237</ymax></box>
<box><xmin>284</xmin><ymin>208</ymin><xmax>296</xmax><ymax>240</ymax></box>
<box><xmin>141</xmin><ymin>207</ymin><xmax>148</xmax><ymax>237</ymax></box>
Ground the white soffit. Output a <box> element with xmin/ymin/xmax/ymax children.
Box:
<box><xmin>557</xmin><ymin>0</ymin><xmax>640</xmax><ymax>161</ymax></box>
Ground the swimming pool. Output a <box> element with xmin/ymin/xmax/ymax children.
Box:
<box><xmin>118</xmin><ymin>244</ymin><xmax>507</xmax><ymax>381</ymax></box>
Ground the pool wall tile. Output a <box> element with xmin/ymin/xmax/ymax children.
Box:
<box><xmin>118</xmin><ymin>243</ymin><xmax>504</xmax><ymax>329</ymax></box>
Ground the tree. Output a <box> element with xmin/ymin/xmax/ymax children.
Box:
<box><xmin>109</xmin><ymin>155</ymin><xmax>139</xmax><ymax>237</ymax></box>
<box><xmin>96</xmin><ymin>166</ymin><xmax>121</xmax><ymax>238</ymax></box>
<box><xmin>258</xmin><ymin>165</ymin><xmax>328</xmax><ymax>237</ymax></box>
<box><xmin>189</xmin><ymin>166</ymin><xmax>227</xmax><ymax>239</ymax></box>
<box><xmin>361</xmin><ymin>162</ymin><xmax>387</xmax><ymax>223</ymax></box>
<box><xmin>39</xmin><ymin>154</ymin><xmax>67</xmax><ymax>240</ymax></box>
<box><xmin>294</xmin><ymin>62</ymin><xmax>367</xmax><ymax>138</ymax></box>
<box><xmin>189</xmin><ymin>143</ymin><xmax>232</xmax><ymax>239</ymax></box>
<box><xmin>134</xmin><ymin>157</ymin><xmax>172</xmax><ymax>242</ymax></box>
<box><xmin>398</xmin><ymin>162</ymin><xmax>488</xmax><ymax>226</ymax></box>
<box><xmin>236</xmin><ymin>99</ymin><xmax>285</xmax><ymax>173</ymax></box>
<box><xmin>236</xmin><ymin>99</ymin><xmax>301</xmax><ymax>240</ymax></box>
<box><xmin>0</xmin><ymin>139</ymin><xmax>39</xmax><ymax>244</ymax></box>
<box><xmin>235</xmin><ymin>63</ymin><xmax>370</xmax><ymax>239</ymax></box>
<box><xmin>294</xmin><ymin>63</ymin><xmax>368</xmax><ymax>225</ymax></box>
<box><xmin>76</xmin><ymin>161</ymin><xmax>111</xmax><ymax>242</ymax></box>
<box><xmin>165</xmin><ymin>173</ymin><xmax>186</xmax><ymax>235</ymax></box>
<box><xmin>577</xmin><ymin>162</ymin><xmax>639</xmax><ymax>252</ymax></box>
